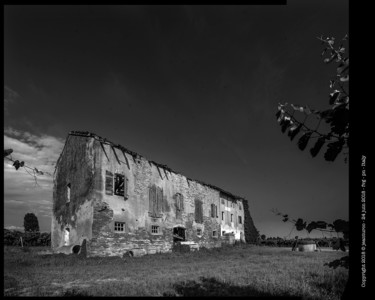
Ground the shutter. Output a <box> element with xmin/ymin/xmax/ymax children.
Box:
<box><xmin>199</xmin><ymin>201</ymin><xmax>203</xmax><ymax>223</ymax></box>
<box><xmin>195</xmin><ymin>199</ymin><xmax>199</xmax><ymax>223</ymax></box>
<box><xmin>157</xmin><ymin>187</ymin><xmax>163</xmax><ymax>214</ymax></box>
<box><xmin>105</xmin><ymin>171</ymin><xmax>113</xmax><ymax>195</ymax></box>
<box><xmin>211</xmin><ymin>204</ymin><xmax>214</xmax><ymax>218</ymax></box>
<box><xmin>124</xmin><ymin>177</ymin><xmax>129</xmax><ymax>199</ymax></box>
<box><xmin>180</xmin><ymin>194</ymin><xmax>184</xmax><ymax>211</ymax></box>
<box><xmin>216</xmin><ymin>205</ymin><xmax>218</xmax><ymax>218</ymax></box>
<box><xmin>149</xmin><ymin>185</ymin><xmax>156</xmax><ymax>216</ymax></box>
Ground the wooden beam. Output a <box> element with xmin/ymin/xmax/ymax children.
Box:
<box><xmin>112</xmin><ymin>146</ymin><xmax>121</xmax><ymax>165</ymax></box>
<box><xmin>121</xmin><ymin>149</ymin><xmax>130</xmax><ymax>170</ymax></box>
<box><xmin>100</xmin><ymin>142</ymin><xmax>109</xmax><ymax>161</ymax></box>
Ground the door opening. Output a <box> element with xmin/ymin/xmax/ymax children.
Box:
<box><xmin>64</xmin><ymin>228</ymin><xmax>70</xmax><ymax>246</ymax></box>
<box><xmin>173</xmin><ymin>227</ymin><xmax>186</xmax><ymax>243</ymax></box>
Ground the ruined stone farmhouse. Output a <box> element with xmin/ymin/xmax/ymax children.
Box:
<box><xmin>52</xmin><ymin>131</ymin><xmax>258</xmax><ymax>256</ymax></box>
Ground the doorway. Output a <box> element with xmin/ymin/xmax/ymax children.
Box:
<box><xmin>64</xmin><ymin>228</ymin><xmax>70</xmax><ymax>246</ymax></box>
<box><xmin>173</xmin><ymin>227</ymin><xmax>186</xmax><ymax>243</ymax></box>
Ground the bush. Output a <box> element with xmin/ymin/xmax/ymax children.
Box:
<box><xmin>3</xmin><ymin>229</ymin><xmax>51</xmax><ymax>247</ymax></box>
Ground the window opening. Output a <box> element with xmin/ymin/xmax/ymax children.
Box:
<box><xmin>151</xmin><ymin>225</ymin><xmax>160</xmax><ymax>234</ymax></box>
<box><xmin>114</xmin><ymin>222</ymin><xmax>125</xmax><ymax>232</ymax></box>
<box><xmin>114</xmin><ymin>174</ymin><xmax>125</xmax><ymax>196</ymax></box>
<box><xmin>66</xmin><ymin>183</ymin><xmax>71</xmax><ymax>203</ymax></box>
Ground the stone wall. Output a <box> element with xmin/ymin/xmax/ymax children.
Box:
<box><xmin>53</xmin><ymin>133</ymin><xmax>256</xmax><ymax>257</ymax></box>
<box><xmin>51</xmin><ymin>136</ymin><xmax>102</xmax><ymax>249</ymax></box>
<box><xmin>88</xmin><ymin>141</ymin><xmax>247</xmax><ymax>256</ymax></box>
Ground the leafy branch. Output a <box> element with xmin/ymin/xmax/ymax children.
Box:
<box><xmin>271</xmin><ymin>208</ymin><xmax>349</xmax><ymax>269</ymax></box>
<box><xmin>4</xmin><ymin>148</ymin><xmax>52</xmax><ymax>186</ymax></box>
<box><xmin>276</xmin><ymin>34</ymin><xmax>349</xmax><ymax>163</ymax></box>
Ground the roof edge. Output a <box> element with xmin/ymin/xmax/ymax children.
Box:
<box><xmin>68</xmin><ymin>130</ymin><xmax>246</xmax><ymax>201</ymax></box>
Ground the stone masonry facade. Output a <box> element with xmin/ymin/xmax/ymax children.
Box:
<box><xmin>52</xmin><ymin>131</ymin><xmax>256</xmax><ymax>257</ymax></box>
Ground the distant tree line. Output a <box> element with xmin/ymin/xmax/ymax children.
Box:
<box><xmin>3</xmin><ymin>229</ymin><xmax>51</xmax><ymax>247</ymax></box>
<box><xmin>4</xmin><ymin>213</ymin><xmax>50</xmax><ymax>247</ymax></box>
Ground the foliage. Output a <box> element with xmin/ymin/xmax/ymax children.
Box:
<box><xmin>271</xmin><ymin>208</ymin><xmax>349</xmax><ymax>269</ymax></box>
<box><xmin>4</xmin><ymin>229</ymin><xmax>51</xmax><ymax>247</ymax></box>
<box><xmin>276</xmin><ymin>34</ymin><xmax>349</xmax><ymax>162</ymax></box>
<box><xmin>24</xmin><ymin>213</ymin><xmax>40</xmax><ymax>233</ymax></box>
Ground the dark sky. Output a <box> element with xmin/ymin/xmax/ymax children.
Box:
<box><xmin>4</xmin><ymin>2</ymin><xmax>349</xmax><ymax>238</ymax></box>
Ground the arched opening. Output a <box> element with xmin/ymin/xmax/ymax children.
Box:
<box><xmin>64</xmin><ymin>228</ymin><xmax>70</xmax><ymax>246</ymax></box>
<box><xmin>66</xmin><ymin>183</ymin><xmax>71</xmax><ymax>204</ymax></box>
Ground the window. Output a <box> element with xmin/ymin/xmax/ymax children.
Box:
<box><xmin>106</xmin><ymin>171</ymin><xmax>129</xmax><ymax>199</ymax></box>
<box><xmin>114</xmin><ymin>222</ymin><xmax>125</xmax><ymax>232</ymax></box>
<box><xmin>66</xmin><ymin>183</ymin><xmax>71</xmax><ymax>203</ymax></box>
<box><xmin>210</xmin><ymin>204</ymin><xmax>219</xmax><ymax>218</ymax></box>
<box><xmin>238</xmin><ymin>216</ymin><xmax>242</xmax><ymax>224</ymax></box>
<box><xmin>114</xmin><ymin>174</ymin><xmax>124</xmax><ymax>196</ymax></box>
<box><xmin>239</xmin><ymin>203</ymin><xmax>242</xmax><ymax>210</ymax></box>
<box><xmin>222</xmin><ymin>231</ymin><xmax>225</xmax><ymax>236</ymax></box>
<box><xmin>151</xmin><ymin>225</ymin><xmax>160</xmax><ymax>234</ymax></box>
<box><xmin>197</xmin><ymin>228</ymin><xmax>202</xmax><ymax>237</ymax></box>
<box><xmin>149</xmin><ymin>185</ymin><xmax>163</xmax><ymax>217</ymax></box>
<box><xmin>221</xmin><ymin>199</ymin><xmax>225</xmax><ymax>205</ymax></box>
<box><xmin>212</xmin><ymin>230</ymin><xmax>218</xmax><ymax>238</ymax></box>
<box><xmin>195</xmin><ymin>199</ymin><xmax>203</xmax><ymax>223</ymax></box>
<box><xmin>231</xmin><ymin>214</ymin><xmax>233</xmax><ymax>222</ymax></box>
<box><xmin>222</xmin><ymin>211</ymin><xmax>224</xmax><ymax>221</ymax></box>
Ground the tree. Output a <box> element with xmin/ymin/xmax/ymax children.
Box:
<box><xmin>276</xmin><ymin>34</ymin><xmax>349</xmax><ymax>163</ymax></box>
<box><xmin>260</xmin><ymin>234</ymin><xmax>266</xmax><ymax>240</ymax></box>
<box><xmin>273</xmin><ymin>34</ymin><xmax>349</xmax><ymax>269</ymax></box>
<box><xmin>24</xmin><ymin>213</ymin><xmax>40</xmax><ymax>233</ymax></box>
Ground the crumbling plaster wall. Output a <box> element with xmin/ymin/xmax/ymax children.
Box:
<box><xmin>89</xmin><ymin>142</ymin><xmax>245</xmax><ymax>256</ymax></box>
<box><xmin>52</xmin><ymin>136</ymin><xmax>102</xmax><ymax>249</ymax></box>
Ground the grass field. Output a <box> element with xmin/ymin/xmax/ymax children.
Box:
<box><xmin>4</xmin><ymin>244</ymin><xmax>348</xmax><ymax>298</ymax></box>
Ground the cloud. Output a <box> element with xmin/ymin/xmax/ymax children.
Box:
<box><xmin>4</xmin><ymin>127</ymin><xmax>65</xmax><ymax>231</ymax></box>
<box><xmin>4</xmin><ymin>86</ymin><xmax>19</xmax><ymax>115</ymax></box>
<box><xmin>4</xmin><ymin>225</ymin><xmax>25</xmax><ymax>232</ymax></box>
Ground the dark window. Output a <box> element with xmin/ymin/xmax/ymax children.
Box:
<box><xmin>114</xmin><ymin>222</ymin><xmax>125</xmax><ymax>232</ymax></box>
<box><xmin>114</xmin><ymin>174</ymin><xmax>124</xmax><ymax>196</ymax></box>
<box><xmin>195</xmin><ymin>199</ymin><xmax>203</xmax><ymax>223</ymax></box>
<box><xmin>106</xmin><ymin>171</ymin><xmax>129</xmax><ymax>199</ymax></box>
<box><xmin>222</xmin><ymin>211</ymin><xmax>224</xmax><ymax>221</ymax></box>
<box><xmin>231</xmin><ymin>214</ymin><xmax>233</xmax><ymax>222</ymax></box>
<box><xmin>151</xmin><ymin>225</ymin><xmax>160</xmax><ymax>234</ymax></box>
<box><xmin>238</xmin><ymin>216</ymin><xmax>242</xmax><ymax>224</ymax></box>
<box><xmin>221</xmin><ymin>199</ymin><xmax>225</xmax><ymax>205</ymax></box>
<box><xmin>105</xmin><ymin>171</ymin><xmax>113</xmax><ymax>195</ymax></box>
<box><xmin>149</xmin><ymin>185</ymin><xmax>163</xmax><ymax>217</ymax></box>
<box><xmin>197</xmin><ymin>228</ymin><xmax>202</xmax><ymax>236</ymax></box>
<box><xmin>212</xmin><ymin>230</ymin><xmax>218</xmax><ymax>238</ymax></box>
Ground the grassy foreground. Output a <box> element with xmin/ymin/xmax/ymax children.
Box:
<box><xmin>4</xmin><ymin>244</ymin><xmax>348</xmax><ymax>298</ymax></box>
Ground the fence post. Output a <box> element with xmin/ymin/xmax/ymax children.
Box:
<box><xmin>20</xmin><ymin>236</ymin><xmax>23</xmax><ymax>247</ymax></box>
